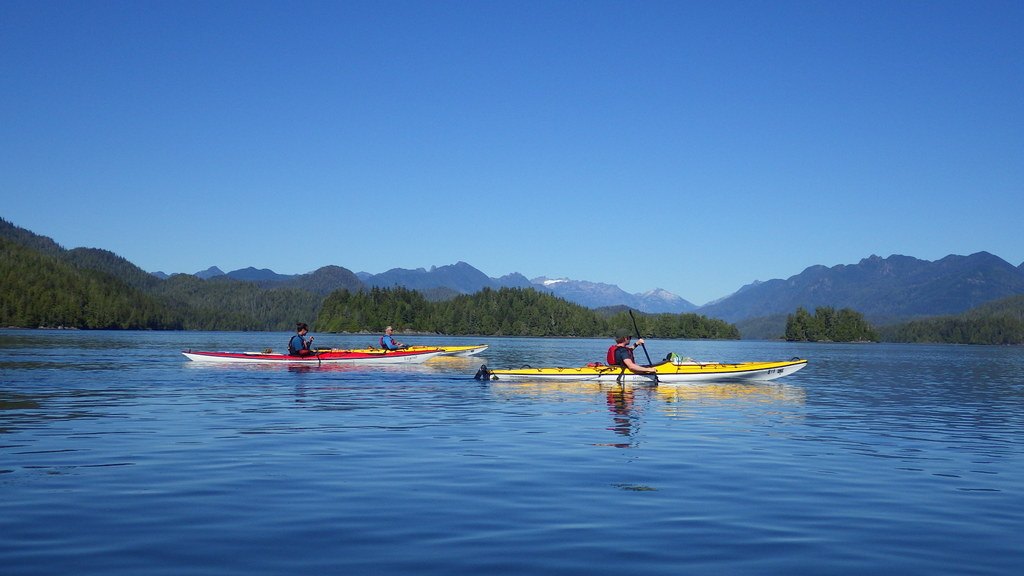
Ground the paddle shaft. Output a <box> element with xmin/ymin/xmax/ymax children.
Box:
<box><xmin>628</xmin><ymin>310</ymin><xmax>653</xmax><ymax>365</ymax></box>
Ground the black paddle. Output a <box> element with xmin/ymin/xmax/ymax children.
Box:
<box><xmin>629</xmin><ymin>309</ymin><xmax>658</xmax><ymax>384</ymax></box>
<box><xmin>628</xmin><ymin>309</ymin><xmax>653</xmax><ymax>365</ymax></box>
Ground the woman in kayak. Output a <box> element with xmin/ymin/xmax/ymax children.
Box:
<box><xmin>607</xmin><ymin>330</ymin><xmax>658</xmax><ymax>375</ymax></box>
<box><xmin>288</xmin><ymin>322</ymin><xmax>315</xmax><ymax>356</ymax></box>
<box><xmin>380</xmin><ymin>326</ymin><xmax>408</xmax><ymax>350</ymax></box>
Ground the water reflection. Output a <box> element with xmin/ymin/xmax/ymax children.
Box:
<box><xmin>490</xmin><ymin>380</ymin><xmax>805</xmax><ymax>407</ymax></box>
<box><xmin>603</xmin><ymin>386</ymin><xmax>641</xmax><ymax>447</ymax></box>
<box><xmin>656</xmin><ymin>382</ymin><xmax>806</xmax><ymax>405</ymax></box>
<box><xmin>602</xmin><ymin>383</ymin><xmax>651</xmax><ymax>446</ymax></box>
<box><xmin>489</xmin><ymin>380</ymin><xmax>806</xmax><ymax>448</ymax></box>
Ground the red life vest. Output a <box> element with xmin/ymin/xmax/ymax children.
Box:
<box><xmin>607</xmin><ymin>344</ymin><xmax>632</xmax><ymax>366</ymax></box>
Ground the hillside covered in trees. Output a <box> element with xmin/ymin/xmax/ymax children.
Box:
<box><xmin>0</xmin><ymin>219</ymin><xmax>736</xmax><ymax>338</ymax></box>
<box><xmin>1</xmin><ymin>235</ymin><xmax>321</xmax><ymax>331</ymax></box>
<box><xmin>879</xmin><ymin>295</ymin><xmax>1024</xmax><ymax>345</ymax></box>
<box><xmin>1</xmin><ymin>237</ymin><xmax>180</xmax><ymax>330</ymax></box>
<box><xmin>317</xmin><ymin>286</ymin><xmax>738</xmax><ymax>338</ymax></box>
<box><xmin>3</xmin><ymin>217</ymin><xmax>1022</xmax><ymax>344</ymax></box>
<box><xmin>785</xmin><ymin>307</ymin><xmax>879</xmax><ymax>342</ymax></box>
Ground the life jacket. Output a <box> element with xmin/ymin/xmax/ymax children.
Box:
<box><xmin>289</xmin><ymin>334</ymin><xmax>306</xmax><ymax>355</ymax></box>
<box><xmin>607</xmin><ymin>344</ymin><xmax>632</xmax><ymax>366</ymax></box>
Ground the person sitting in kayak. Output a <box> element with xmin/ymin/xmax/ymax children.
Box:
<box><xmin>288</xmin><ymin>322</ymin><xmax>315</xmax><ymax>356</ymax></box>
<box><xmin>380</xmin><ymin>326</ymin><xmax>408</xmax><ymax>350</ymax></box>
<box><xmin>607</xmin><ymin>330</ymin><xmax>658</xmax><ymax>375</ymax></box>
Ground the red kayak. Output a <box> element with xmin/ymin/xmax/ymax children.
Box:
<box><xmin>182</xmin><ymin>348</ymin><xmax>446</xmax><ymax>364</ymax></box>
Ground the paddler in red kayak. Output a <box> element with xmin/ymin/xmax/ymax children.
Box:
<box><xmin>288</xmin><ymin>322</ymin><xmax>315</xmax><ymax>356</ymax></box>
<box><xmin>380</xmin><ymin>326</ymin><xmax>409</xmax><ymax>350</ymax></box>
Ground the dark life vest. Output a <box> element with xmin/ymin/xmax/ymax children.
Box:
<box><xmin>289</xmin><ymin>334</ymin><xmax>307</xmax><ymax>355</ymax></box>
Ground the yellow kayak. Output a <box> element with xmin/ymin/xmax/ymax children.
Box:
<box><xmin>475</xmin><ymin>358</ymin><xmax>807</xmax><ymax>384</ymax></box>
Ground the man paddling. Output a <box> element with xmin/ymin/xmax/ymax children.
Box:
<box><xmin>288</xmin><ymin>322</ymin><xmax>315</xmax><ymax>356</ymax></box>
<box><xmin>607</xmin><ymin>330</ymin><xmax>658</xmax><ymax>375</ymax></box>
<box><xmin>380</xmin><ymin>326</ymin><xmax>409</xmax><ymax>350</ymax></box>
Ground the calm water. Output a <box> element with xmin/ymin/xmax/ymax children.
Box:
<box><xmin>1</xmin><ymin>330</ymin><xmax>1022</xmax><ymax>575</ymax></box>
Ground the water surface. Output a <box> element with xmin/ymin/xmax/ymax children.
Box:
<box><xmin>1</xmin><ymin>331</ymin><xmax>1022</xmax><ymax>575</ymax></box>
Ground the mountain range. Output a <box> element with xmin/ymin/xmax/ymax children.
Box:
<box><xmin>166</xmin><ymin>261</ymin><xmax>698</xmax><ymax>314</ymax></box>
<box><xmin>5</xmin><ymin>217</ymin><xmax>1023</xmax><ymax>327</ymax></box>
<box><xmin>700</xmin><ymin>252</ymin><xmax>1024</xmax><ymax>324</ymax></box>
<box><xmin>165</xmin><ymin>252</ymin><xmax>1024</xmax><ymax>325</ymax></box>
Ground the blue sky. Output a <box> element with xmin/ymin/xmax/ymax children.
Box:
<box><xmin>3</xmin><ymin>0</ymin><xmax>1021</xmax><ymax>305</ymax></box>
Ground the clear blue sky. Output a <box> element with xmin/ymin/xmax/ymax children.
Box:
<box><xmin>3</xmin><ymin>0</ymin><xmax>1021</xmax><ymax>305</ymax></box>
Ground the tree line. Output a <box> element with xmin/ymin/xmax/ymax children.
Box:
<box><xmin>878</xmin><ymin>295</ymin><xmax>1024</xmax><ymax>345</ymax></box>
<box><xmin>316</xmin><ymin>286</ymin><xmax>739</xmax><ymax>339</ymax></box>
<box><xmin>1</xmin><ymin>237</ymin><xmax>737</xmax><ymax>338</ymax></box>
<box><xmin>785</xmin><ymin>306</ymin><xmax>878</xmax><ymax>342</ymax></box>
<box><xmin>782</xmin><ymin>300</ymin><xmax>1024</xmax><ymax>345</ymax></box>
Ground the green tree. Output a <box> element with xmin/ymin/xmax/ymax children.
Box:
<box><xmin>785</xmin><ymin>306</ymin><xmax>877</xmax><ymax>342</ymax></box>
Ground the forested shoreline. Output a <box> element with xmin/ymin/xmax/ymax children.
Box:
<box><xmin>784</xmin><ymin>307</ymin><xmax>879</xmax><ymax>342</ymax></box>
<box><xmin>878</xmin><ymin>295</ymin><xmax>1024</xmax><ymax>345</ymax></box>
<box><xmin>3</xmin><ymin>219</ymin><xmax>1023</xmax><ymax>344</ymax></box>
<box><xmin>1</xmin><ymin>235</ymin><xmax>738</xmax><ymax>338</ymax></box>
<box><xmin>318</xmin><ymin>286</ymin><xmax>739</xmax><ymax>339</ymax></box>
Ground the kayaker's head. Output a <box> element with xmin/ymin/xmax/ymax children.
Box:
<box><xmin>613</xmin><ymin>329</ymin><xmax>631</xmax><ymax>344</ymax></box>
<box><xmin>296</xmin><ymin>322</ymin><xmax>309</xmax><ymax>334</ymax></box>
<box><xmin>385</xmin><ymin>326</ymin><xmax>394</xmax><ymax>335</ymax></box>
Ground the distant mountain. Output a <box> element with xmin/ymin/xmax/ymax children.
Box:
<box><xmin>284</xmin><ymin>265</ymin><xmax>364</xmax><ymax>296</ymax></box>
<box><xmin>195</xmin><ymin>266</ymin><xmax>225</xmax><ymax>279</ymax></box>
<box><xmin>180</xmin><ymin>260</ymin><xmax>696</xmax><ymax>312</ymax></box>
<box><xmin>226</xmin><ymin>267</ymin><xmax>294</xmax><ymax>283</ymax></box>
<box><xmin>494</xmin><ymin>272</ymin><xmax>534</xmax><ymax>290</ymax></box>
<box><xmin>532</xmin><ymin>277</ymin><xmax>696</xmax><ymax>313</ymax></box>
<box><xmin>364</xmin><ymin>261</ymin><xmax>497</xmax><ymax>294</ymax></box>
<box><xmin>532</xmin><ymin>277</ymin><xmax>621</xmax><ymax>302</ymax></box>
<box><xmin>9</xmin><ymin>215</ymin><xmax>1024</xmax><ymax>327</ymax></box>
<box><xmin>358</xmin><ymin>264</ymin><xmax>695</xmax><ymax>310</ymax></box>
<box><xmin>696</xmin><ymin>252</ymin><xmax>1024</xmax><ymax>324</ymax></box>
<box><xmin>637</xmin><ymin>288</ymin><xmax>696</xmax><ymax>314</ymax></box>
<box><xmin>185</xmin><ymin>265</ymin><xmax>363</xmax><ymax>295</ymax></box>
